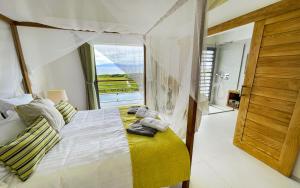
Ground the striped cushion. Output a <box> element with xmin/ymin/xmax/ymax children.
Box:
<box><xmin>0</xmin><ymin>116</ymin><xmax>60</xmax><ymax>181</ymax></box>
<box><xmin>55</xmin><ymin>101</ymin><xmax>77</xmax><ymax>124</ymax></box>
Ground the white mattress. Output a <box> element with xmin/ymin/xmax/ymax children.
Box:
<box><xmin>2</xmin><ymin>108</ymin><xmax>133</xmax><ymax>188</ymax></box>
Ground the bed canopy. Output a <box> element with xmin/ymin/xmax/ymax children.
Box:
<box><xmin>0</xmin><ymin>1</ymin><xmax>227</xmax><ymax>178</ymax></box>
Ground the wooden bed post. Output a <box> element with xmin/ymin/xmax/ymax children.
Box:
<box><xmin>182</xmin><ymin>96</ymin><xmax>198</xmax><ymax>188</ymax></box>
<box><xmin>0</xmin><ymin>13</ymin><xmax>32</xmax><ymax>94</ymax></box>
<box><xmin>183</xmin><ymin>0</ymin><xmax>207</xmax><ymax>187</ymax></box>
<box><xmin>10</xmin><ymin>23</ymin><xmax>32</xmax><ymax>94</ymax></box>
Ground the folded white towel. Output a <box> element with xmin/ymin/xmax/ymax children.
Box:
<box><xmin>135</xmin><ymin>107</ymin><xmax>158</xmax><ymax>119</ymax></box>
<box><xmin>140</xmin><ymin>117</ymin><xmax>169</xmax><ymax>132</ymax></box>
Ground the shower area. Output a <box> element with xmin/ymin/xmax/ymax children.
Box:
<box><xmin>203</xmin><ymin>23</ymin><xmax>254</xmax><ymax>114</ymax></box>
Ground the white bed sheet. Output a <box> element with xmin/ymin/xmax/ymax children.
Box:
<box><xmin>2</xmin><ymin>108</ymin><xmax>133</xmax><ymax>188</ymax></box>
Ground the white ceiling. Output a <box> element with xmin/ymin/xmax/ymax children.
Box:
<box><xmin>207</xmin><ymin>0</ymin><xmax>281</xmax><ymax>28</ymax></box>
<box><xmin>0</xmin><ymin>0</ymin><xmax>281</xmax><ymax>33</ymax></box>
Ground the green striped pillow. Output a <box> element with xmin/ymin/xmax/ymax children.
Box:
<box><xmin>0</xmin><ymin>116</ymin><xmax>60</xmax><ymax>181</ymax></box>
<box><xmin>55</xmin><ymin>101</ymin><xmax>77</xmax><ymax>124</ymax></box>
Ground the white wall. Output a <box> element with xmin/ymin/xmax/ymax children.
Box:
<box><xmin>293</xmin><ymin>154</ymin><xmax>300</xmax><ymax>181</ymax></box>
<box><xmin>30</xmin><ymin>50</ymin><xmax>87</xmax><ymax>110</ymax></box>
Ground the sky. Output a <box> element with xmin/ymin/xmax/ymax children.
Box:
<box><xmin>94</xmin><ymin>48</ymin><xmax>125</xmax><ymax>75</ymax></box>
<box><xmin>94</xmin><ymin>45</ymin><xmax>143</xmax><ymax>75</ymax></box>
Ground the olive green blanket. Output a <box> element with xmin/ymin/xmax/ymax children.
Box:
<box><xmin>119</xmin><ymin>106</ymin><xmax>190</xmax><ymax>188</ymax></box>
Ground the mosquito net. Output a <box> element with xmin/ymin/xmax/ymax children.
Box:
<box><xmin>0</xmin><ymin>0</ymin><xmax>227</xmax><ymax>137</ymax></box>
<box><xmin>17</xmin><ymin>26</ymin><xmax>98</xmax><ymax>73</ymax></box>
<box><xmin>0</xmin><ymin>0</ymin><xmax>178</xmax><ymax>34</ymax></box>
<box><xmin>145</xmin><ymin>0</ymin><xmax>208</xmax><ymax>137</ymax></box>
<box><xmin>0</xmin><ymin>20</ymin><xmax>23</xmax><ymax>98</ymax></box>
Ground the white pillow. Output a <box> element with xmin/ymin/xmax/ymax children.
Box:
<box><xmin>0</xmin><ymin>167</ymin><xmax>9</xmax><ymax>182</ymax></box>
<box><xmin>0</xmin><ymin>113</ymin><xmax>26</xmax><ymax>145</ymax></box>
<box><xmin>15</xmin><ymin>98</ymin><xmax>65</xmax><ymax>132</ymax></box>
<box><xmin>43</xmin><ymin>98</ymin><xmax>55</xmax><ymax>106</ymax></box>
<box><xmin>0</xmin><ymin>94</ymin><xmax>33</xmax><ymax>117</ymax></box>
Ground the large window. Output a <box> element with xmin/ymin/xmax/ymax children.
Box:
<box><xmin>94</xmin><ymin>45</ymin><xmax>144</xmax><ymax>108</ymax></box>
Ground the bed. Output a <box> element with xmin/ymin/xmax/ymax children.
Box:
<box><xmin>2</xmin><ymin>107</ymin><xmax>190</xmax><ymax>188</ymax></box>
<box><xmin>119</xmin><ymin>107</ymin><xmax>190</xmax><ymax>188</ymax></box>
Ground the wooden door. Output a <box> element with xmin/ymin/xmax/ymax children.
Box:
<box><xmin>234</xmin><ymin>9</ymin><xmax>300</xmax><ymax>176</ymax></box>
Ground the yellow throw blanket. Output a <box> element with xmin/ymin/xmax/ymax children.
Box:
<box><xmin>119</xmin><ymin>107</ymin><xmax>190</xmax><ymax>188</ymax></box>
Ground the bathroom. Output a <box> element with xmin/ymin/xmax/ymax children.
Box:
<box><xmin>204</xmin><ymin>23</ymin><xmax>254</xmax><ymax>114</ymax></box>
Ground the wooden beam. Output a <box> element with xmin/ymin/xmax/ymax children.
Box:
<box><xmin>182</xmin><ymin>96</ymin><xmax>198</xmax><ymax>188</ymax></box>
<box><xmin>183</xmin><ymin>0</ymin><xmax>207</xmax><ymax>187</ymax></box>
<box><xmin>208</xmin><ymin>0</ymin><xmax>300</xmax><ymax>36</ymax></box>
<box><xmin>16</xmin><ymin>21</ymin><xmax>97</xmax><ymax>32</ymax></box>
<box><xmin>0</xmin><ymin>13</ymin><xmax>13</xmax><ymax>23</ymax></box>
<box><xmin>16</xmin><ymin>21</ymin><xmax>64</xmax><ymax>30</ymax></box>
<box><xmin>10</xmin><ymin>24</ymin><xmax>32</xmax><ymax>93</ymax></box>
<box><xmin>0</xmin><ymin>13</ymin><xmax>96</xmax><ymax>32</ymax></box>
<box><xmin>143</xmin><ymin>45</ymin><xmax>147</xmax><ymax>105</ymax></box>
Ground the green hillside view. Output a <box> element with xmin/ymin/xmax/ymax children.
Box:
<box><xmin>97</xmin><ymin>74</ymin><xmax>139</xmax><ymax>94</ymax></box>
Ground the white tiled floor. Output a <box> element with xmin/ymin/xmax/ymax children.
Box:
<box><xmin>190</xmin><ymin>111</ymin><xmax>300</xmax><ymax>188</ymax></box>
<box><xmin>208</xmin><ymin>105</ymin><xmax>233</xmax><ymax>114</ymax></box>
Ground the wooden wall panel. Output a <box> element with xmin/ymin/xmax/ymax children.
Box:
<box><xmin>251</xmin><ymin>86</ymin><xmax>298</xmax><ymax>102</ymax></box>
<box><xmin>260</xmin><ymin>43</ymin><xmax>300</xmax><ymax>57</ymax></box>
<box><xmin>245</xmin><ymin>119</ymin><xmax>286</xmax><ymax>143</ymax></box>
<box><xmin>234</xmin><ymin>8</ymin><xmax>300</xmax><ymax>176</ymax></box>
<box><xmin>262</xmin><ymin>30</ymin><xmax>300</xmax><ymax>46</ymax></box>
<box><xmin>253</xmin><ymin>77</ymin><xmax>300</xmax><ymax>91</ymax></box>
<box><xmin>243</xmin><ymin>127</ymin><xmax>282</xmax><ymax>152</ymax></box>
<box><xmin>248</xmin><ymin>103</ymin><xmax>292</xmax><ymax>124</ymax></box>
<box><xmin>242</xmin><ymin>135</ymin><xmax>281</xmax><ymax>159</ymax></box>
<box><xmin>264</xmin><ymin>16</ymin><xmax>300</xmax><ymax>36</ymax></box>
<box><xmin>249</xmin><ymin>95</ymin><xmax>295</xmax><ymax>113</ymax></box>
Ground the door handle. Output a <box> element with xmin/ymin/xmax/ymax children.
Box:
<box><xmin>241</xmin><ymin>86</ymin><xmax>250</xmax><ymax>97</ymax></box>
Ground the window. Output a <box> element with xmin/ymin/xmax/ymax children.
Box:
<box><xmin>94</xmin><ymin>45</ymin><xmax>144</xmax><ymax>108</ymax></box>
<box><xmin>200</xmin><ymin>47</ymin><xmax>216</xmax><ymax>101</ymax></box>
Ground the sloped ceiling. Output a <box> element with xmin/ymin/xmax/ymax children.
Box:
<box><xmin>0</xmin><ymin>0</ymin><xmax>281</xmax><ymax>33</ymax></box>
<box><xmin>207</xmin><ymin>0</ymin><xmax>281</xmax><ymax>28</ymax></box>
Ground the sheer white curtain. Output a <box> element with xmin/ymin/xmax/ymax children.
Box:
<box><xmin>17</xmin><ymin>26</ymin><xmax>98</xmax><ymax>73</ymax></box>
<box><xmin>0</xmin><ymin>0</ymin><xmax>177</xmax><ymax>34</ymax></box>
<box><xmin>0</xmin><ymin>20</ymin><xmax>23</xmax><ymax>98</ymax></box>
<box><xmin>0</xmin><ymin>0</ymin><xmax>209</xmax><ymax>137</ymax></box>
<box><xmin>145</xmin><ymin>0</ymin><xmax>208</xmax><ymax>138</ymax></box>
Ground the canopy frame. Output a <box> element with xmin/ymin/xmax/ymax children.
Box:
<box><xmin>0</xmin><ymin>0</ymin><xmax>296</xmax><ymax>187</ymax></box>
<box><xmin>0</xmin><ymin>3</ymin><xmax>204</xmax><ymax>186</ymax></box>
